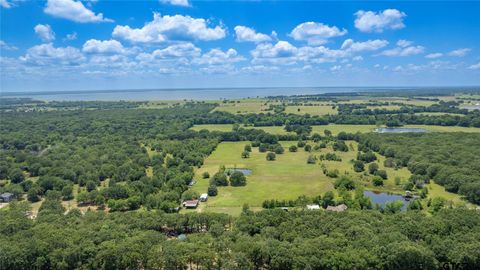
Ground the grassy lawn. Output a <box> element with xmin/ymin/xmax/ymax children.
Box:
<box><xmin>285</xmin><ymin>104</ymin><xmax>337</xmax><ymax>116</ymax></box>
<box><xmin>191</xmin><ymin>141</ymin><xmax>336</xmax><ymax>213</ymax></box>
<box><xmin>189</xmin><ymin>140</ymin><xmax>441</xmax><ymax>215</ymax></box>
<box><xmin>212</xmin><ymin>99</ymin><xmax>275</xmax><ymax>114</ymax></box>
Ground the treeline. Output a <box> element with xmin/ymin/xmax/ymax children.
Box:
<box><xmin>337</xmin><ymin>100</ymin><xmax>471</xmax><ymax>115</ymax></box>
<box><xmin>194</xmin><ymin>109</ymin><xmax>480</xmax><ymax>128</ymax></box>
<box><xmin>358</xmin><ymin>133</ymin><xmax>480</xmax><ymax>204</ymax></box>
<box><xmin>1</xmin><ymin>202</ymin><xmax>480</xmax><ymax>269</ymax></box>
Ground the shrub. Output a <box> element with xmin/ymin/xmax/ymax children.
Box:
<box><xmin>368</xmin><ymin>163</ymin><xmax>379</xmax><ymax>174</ymax></box>
<box><xmin>230</xmin><ymin>171</ymin><xmax>247</xmax><ymax>186</ymax></box>
<box><xmin>372</xmin><ymin>176</ymin><xmax>384</xmax><ymax>186</ymax></box>
<box><xmin>353</xmin><ymin>160</ymin><xmax>365</xmax><ymax>172</ymax></box>
<box><xmin>266</xmin><ymin>152</ymin><xmax>276</xmax><ymax>161</ymax></box>
<box><xmin>334</xmin><ymin>176</ymin><xmax>356</xmax><ymax>190</ymax></box>
<box><xmin>289</xmin><ymin>145</ymin><xmax>298</xmax><ymax>152</ymax></box>
<box><xmin>274</xmin><ymin>146</ymin><xmax>284</xmax><ymax>154</ymax></box>
<box><xmin>375</xmin><ymin>170</ymin><xmax>388</xmax><ymax>180</ymax></box>
<box><xmin>307</xmin><ymin>155</ymin><xmax>316</xmax><ymax>164</ymax></box>
<box><xmin>208</xmin><ymin>185</ymin><xmax>218</xmax><ymax>196</ymax></box>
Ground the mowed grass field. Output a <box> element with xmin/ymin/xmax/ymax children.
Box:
<box><xmin>189</xmin><ymin>140</ymin><xmax>467</xmax><ymax>215</ymax></box>
<box><xmin>191</xmin><ymin>141</ymin><xmax>335</xmax><ymax>214</ymax></box>
<box><xmin>212</xmin><ymin>99</ymin><xmax>276</xmax><ymax>114</ymax></box>
<box><xmin>284</xmin><ymin>104</ymin><xmax>337</xmax><ymax>115</ymax></box>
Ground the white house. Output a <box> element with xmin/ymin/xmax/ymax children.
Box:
<box><xmin>306</xmin><ymin>204</ymin><xmax>320</xmax><ymax>210</ymax></box>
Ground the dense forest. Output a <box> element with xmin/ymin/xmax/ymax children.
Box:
<box><xmin>1</xmin><ymin>203</ymin><xmax>480</xmax><ymax>269</ymax></box>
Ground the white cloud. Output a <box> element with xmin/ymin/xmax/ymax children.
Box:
<box><xmin>251</xmin><ymin>41</ymin><xmax>299</xmax><ymax>65</ymax></box>
<box><xmin>354</xmin><ymin>9</ymin><xmax>406</xmax><ymax>33</ymax></box>
<box><xmin>397</xmin><ymin>39</ymin><xmax>412</xmax><ymax>47</ymax></box>
<box><xmin>341</xmin><ymin>39</ymin><xmax>388</xmax><ymax>52</ymax></box>
<box><xmin>20</xmin><ymin>43</ymin><xmax>85</xmax><ymax>65</ymax></box>
<box><xmin>330</xmin><ymin>65</ymin><xmax>341</xmax><ymax>71</ymax></box>
<box><xmin>44</xmin><ymin>0</ymin><xmax>112</xmax><ymax>23</ymax></box>
<box><xmin>290</xmin><ymin>22</ymin><xmax>347</xmax><ymax>45</ymax></box>
<box><xmin>353</xmin><ymin>56</ymin><xmax>363</xmax><ymax>61</ymax></box>
<box><xmin>241</xmin><ymin>65</ymin><xmax>279</xmax><ymax>73</ymax></box>
<box><xmin>380</xmin><ymin>45</ymin><xmax>424</xmax><ymax>57</ymax></box>
<box><xmin>469</xmin><ymin>62</ymin><xmax>480</xmax><ymax>70</ymax></box>
<box><xmin>448</xmin><ymin>48</ymin><xmax>471</xmax><ymax>57</ymax></box>
<box><xmin>425</xmin><ymin>53</ymin><xmax>443</xmax><ymax>59</ymax></box>
<box><xmin>34</xmin><ymin>24</ymin><xmax>55</xmax><ymax>42</ymax></box>
<box><xmin>65</xmin><ymin>32</ymin><xmax>78</xmax><ymax>41</ymax></box>
<box><xmin>234</xmin><ymin>26</ymin><xmax>271</xmax><ymax>43</ymax></box>
<box><xmin>193</xmin><ymin>48</ymin><xmax>245</xmax><ymax>65</ymax></box>
<box><xmin>136</xmin><ymin>43</ymin><xmax>201</xmax><ymax>62</ymax></box>
<box><xmin>113</xmin><ymin>13</ymin><xmax>226</xmax><ymax>43</ymax></box>
<box><xmin>0</xmin><ymin>40</ymin><xmax>18</xmax><ymax>50</ymax></box>
<box><xmin>160</xmin><ymin>0</ymin><xmax>190</xmax><ymax>7</ymax></box>
<box><xmin>1</xmin><ymin>0</ymin><xmax>11</xmax><ymax>8</ymax></box>
<box><xmin>82</xmin><ymin>39</ymin><xmax>127</xmax><ymax>54</ymax></box>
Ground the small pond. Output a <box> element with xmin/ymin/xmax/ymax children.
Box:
<box><xmin>364</xmin><ymin>190</ymin><xmax>410</xmax><ymax>210</ymax></box>
<box><xmin>375</xmin><ymin>127</ymin><xmax>428</xmax><ymax>133</ymax></box>
<box><xmin>226</xmin><ymin>168</ymin><xmax>252</xmax><ymax>175</ymax></box>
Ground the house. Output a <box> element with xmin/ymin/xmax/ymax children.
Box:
<box><xmin>199</xmin><ymin>193</ymin><xmax>208</xmax><ymax>202</ymax></box>
<box><xmin>326</xmin><ymin>204</ymin><xmax>348</xmax><ymax>212</ymax></box>
<box><xmin>306</xmin><ymin>204</ymin><xmax>321</xmax><ymax>210</ymax></box>
<box><xmin>183</xmin><ymin>200</ymin><xmax>199</xmax><ymax>209</ymax></box>
<box><xmin>0</xmin><ymin>192</ymin><xmax>14</xmax><ymax>202</ymax></box>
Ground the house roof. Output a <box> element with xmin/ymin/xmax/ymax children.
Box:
<box><xmin>326</xmin><ymin>204</ymin><xmax>348</xmax><ymax>212</ymax></box>
<box><xmin>183</xmin><ymin>200</ymin><xmax>199</xmax><ymax>207</ymax></box>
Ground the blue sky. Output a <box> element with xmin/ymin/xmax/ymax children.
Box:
<box><xmin>1</xmin><ymin>0</ymin><xmax>479</xmax><ymax>92</ymax></box>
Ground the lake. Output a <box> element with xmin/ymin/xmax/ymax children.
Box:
<box><xmin>0</xmin><ymin>87</ymin><xmax>447</xmax><ymax>101</ymax></box>
<box><xmin>375</xmin><ymin>127</ymin><xmax>428</xmax><ymax>133</ymax></box>
<box><xmin>364</xmin><ymin>190</ymin><xmax>411</xmax><ymax>210</ymax></box>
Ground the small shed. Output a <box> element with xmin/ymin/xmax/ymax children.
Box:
<box><xmin>183</xmin><ymin>200</ymin><xmax>199</xmax><ymax>209</ymax></box>
<box><xmin>0</xmin><ymin>192</ymin><xmax>14</xmax><ymax>202</ymax></box>
<box><xmin>326</xmin><ymin>204</ymin><xmax>348</xmax><ymax>212</ymax></box>
<box><xmin>306</xmin><ymin>204</ymin><xmax>321</xmax><ymax>210</ymax></box>
<box><xmin>199</xmin><ymin>193</ymin><xmax>208</xmax><ymax>202</ymax></box>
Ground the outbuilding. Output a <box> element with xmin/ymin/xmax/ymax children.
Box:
<box><xmin>183</xmin><ymin>200</ymin><xmax>199</xmax><ymax>209</ymax></box>
<box><xmin>306</xmin><ymin>204</ymin><xmax>321</xmax><ymax>210</ymax></box>
<box><xmin>326</xmin><ymin>204</ymin><xmax>348</xmax><ymax>212</ymax></box>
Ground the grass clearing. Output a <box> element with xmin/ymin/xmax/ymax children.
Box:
<box><xmin>213</xmin><ymin>100</ymin><xmax>274</xmax><ymax>114</ymax></box>
<box><xmin>190</xmin><ymin>140</ymin><xmax>457</xmax><ymax>215</ymax></box>
<box><xmin>191</xmin><ymin>141</ymin><xmax>336</xmax><ymax>213</ymax></box>
<box><xmin>285</xmin><ymin>104</ymin><xmax>337</xmax><ymax>115</ymax></box>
